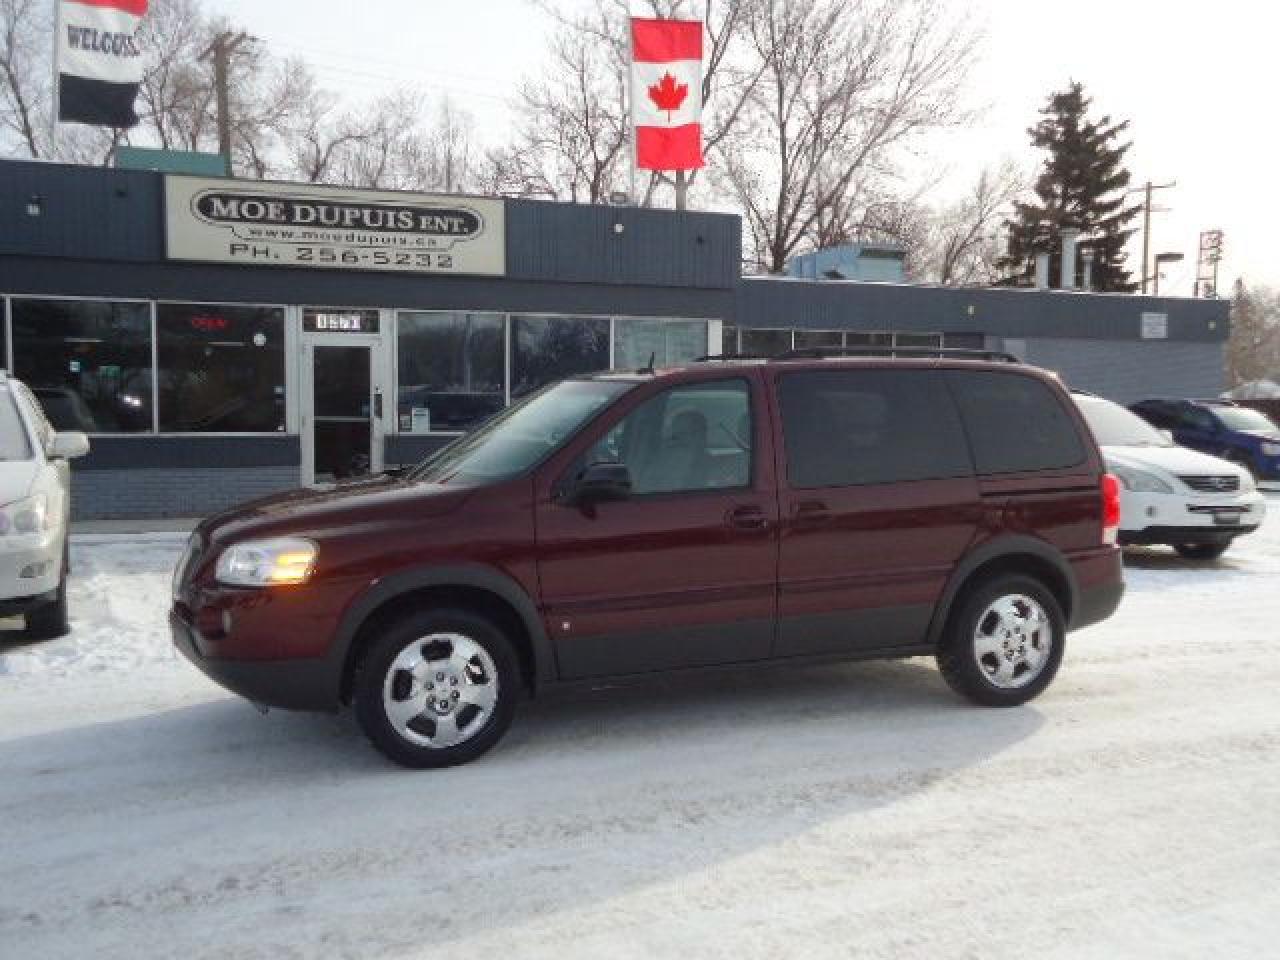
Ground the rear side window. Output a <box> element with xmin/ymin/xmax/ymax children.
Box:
<box><xmin>778</xmin><ymin>370</ymin><xmax>972</xmax><ymax>488</ymax></box>
<box><xmin>947</xmin><ymin>371</ymin><xmax>1084</xmax><ymax>474</ymax></box>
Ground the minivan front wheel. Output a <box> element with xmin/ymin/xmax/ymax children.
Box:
<box><xmin>355</xmin><ymin>609</ymin><xmax>519</xmax><ymax>768</ymax></box>
<box><xmin>937</xmin><ymin>575</ymin><xmax>1065</xmax><ymax>707</ymax></box>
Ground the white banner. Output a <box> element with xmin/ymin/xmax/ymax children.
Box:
<box><xmin>165</xmin><ymin>177</ymin><xmax>506</xmax><ymax>277</ymax></box>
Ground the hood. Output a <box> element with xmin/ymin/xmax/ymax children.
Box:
<box><xmin>1103</xmin><ymin>443</ymin><xmax>1249</xmax><ymax>479</ymax></box>
<box><xmin>1239</xmin><ymin>429</ymin><xmax>1280</xmax><ymax>443</ymax></box>
<box><xmin>200</xmin><ymin>472</ymin><xmax>474</xmax><ymax>545</ymax></box>
<box><xmin>0</xmin><ymin>461</ymin><xmax>39</xmax><ymax>507</ymax></box>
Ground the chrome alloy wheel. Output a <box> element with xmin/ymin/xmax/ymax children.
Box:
<box><xmin>382</xmin><ymin>633</ymin><xmax>500</xmax><ymax>748</ymax></box>
<box><xmin>971</xmin><ymin>594</ymin><xmax>1053</xmax><ymax>690</ymax></box>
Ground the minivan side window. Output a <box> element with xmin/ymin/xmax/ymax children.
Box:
<box><xmin>778</xmin><ymin>370</ymin><xmax>972</xmax><ymax>488</ymax></box>
<box><xmin>580</xmin><ymin>379</ymin><xmax>752</xmax><ymax>495</ymax></box>
<box><xmin>947</xmin><ymin>371</ymin><xmax>1084</xmax><ymax>474</ymax></box>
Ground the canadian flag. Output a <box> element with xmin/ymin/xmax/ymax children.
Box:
<box><xmin>630</xmin><ymin>18</ymin><xmax>703</xmax><ymax>171</ymax></box>
<box><xmin>56</xmin><ymin>0</ymin><xmax>149</xmax><ymax>128</ymax></box>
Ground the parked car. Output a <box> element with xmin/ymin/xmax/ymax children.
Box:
<box><xmin>1130</xmin><ymin>397</ymin><xmax>1280</xmax><ymax>488</ymax></box>
<box><xmin>1074</xmin><ymin>392</ymin><xmax>1265</xmax><ymax>560</ymax></box>
<box><xmin>171</xmin><ymin>353</ymin><xmax>1125</xmax><ymax>768</ymax></box>
<box><xmin>0</xmin><ymin>373</ymin><xmax>90</xmax><ymax>639</ymax></box>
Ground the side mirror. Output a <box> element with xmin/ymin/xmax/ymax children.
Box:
<box><xmin>49</xmin><ymin>431</ymin><xmax>90</xmax><ymax>460</ymax></box>
<box><xmin>566</xmin><ymin>462</ymin><xmax>632</xmax><ymax>505</ymax></box>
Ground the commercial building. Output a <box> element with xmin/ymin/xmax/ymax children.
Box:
<box><xmin>0</xmin><ymin>158</ymin><xmax>1229</xmax><ymax>519</ymax></box>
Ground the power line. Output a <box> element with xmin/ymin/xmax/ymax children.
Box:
<box><xmin>1127</xmin><ymin>179</ymin><xmax>1176</xmax><ymax>295</ymax></box>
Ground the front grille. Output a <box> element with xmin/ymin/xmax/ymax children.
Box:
<box><xmin>1179</xmin><ymin>475</ymin><xmax>1240</xmax><ymax>493</ymax></box>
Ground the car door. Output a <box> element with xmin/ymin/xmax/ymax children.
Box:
<box><xmin>534</xmin><ymin>374</ymin><xmax>779</xmax><ymax>679</ymax></box>
<box><xmin>772</xmin><ymin>367</ymin><xmax>982</xmax><ymax>658</ymax></box>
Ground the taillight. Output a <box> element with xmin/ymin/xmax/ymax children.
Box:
<box><xmin>1101</xmin><ymin>473</ymin><xmax>1121</xmax><ymax>545</ymax></box>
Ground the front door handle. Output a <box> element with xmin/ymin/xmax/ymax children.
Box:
<box><xmin>726</xmin><ymin>504</ymin><xmax>770</xmax><ymax>531</ymax></box>
<box><xmin>373</xmin><ymin>391</ymin><xmax>384</xmax><ymax>419</ymax></box>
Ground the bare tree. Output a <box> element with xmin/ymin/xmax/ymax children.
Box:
<box><xmin>925</xmin><ymin>161</ymin><xmax>1025</xmax><ymax>284</ymax></box>
<box><xmin>1227</xmin><ymin>279</ymin><xmax>1280</xmax><ymax>387</ymax></box>
<box><xmin>0</xmin><ymin>0</ymin><xmax>45</xmax><ymax>156</ymax></box>
<box><xmin>721</xmin><ymin>0</ymin><xmax>979</xmax><ymax>273</ymax></box>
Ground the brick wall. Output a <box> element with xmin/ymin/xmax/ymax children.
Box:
<box><xmin>70</xmin><ymin>466</ymin><xmax>299</xmax><ymax>521</ymax></box>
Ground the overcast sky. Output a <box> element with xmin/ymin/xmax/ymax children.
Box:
<box><xmin>208</xmin><ymin>0</ymin><xmax>1278</xmax><ymax>296</ymax></box>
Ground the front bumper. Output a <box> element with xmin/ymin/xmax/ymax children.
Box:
<box><xmin>1119</xmin><ymin>489</ymin><xmax>1265</xmax><ymax>545</ymax></box>
<box><xmin>170</xmin><ymin>610</ymin><xmax>339</xmax><ymax>711</ymax></box>
<box><xmin>0</xmin><ymin>531</ymin><xmax>64</xmax><ymax>604</ymax></box>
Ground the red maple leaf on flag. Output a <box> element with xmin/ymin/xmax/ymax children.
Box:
<box><xmin>647</xmin><ymin>72</ymin><xmax>688</xmax><ymax>122</ymax></box>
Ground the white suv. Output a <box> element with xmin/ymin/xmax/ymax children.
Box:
<box><xmin>1074</xmin><ymin>392</ymin><xmax>1265</xmax><ymax>560</ymax></box>
<box><xmin>0</xmin><ymin>373</ymin><xmax>89</xmax><ymax>638</ymax></box>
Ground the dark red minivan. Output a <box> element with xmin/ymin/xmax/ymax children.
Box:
<box><xmin>171</xmin><ymin>353</ymin><xmax>1124</xmax><ymax>767</ymax></box>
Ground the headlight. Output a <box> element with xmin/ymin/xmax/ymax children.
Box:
<box><xmin>1108</xmin><ymin>462</ymin><xmax>1173</xmax><ymax>493</ymax></box>
<box><xmin>0</xmin><ymin>493</ymin><xmax>54</xmax><ymax>537</ymax></box>
<box><xmin>1261</xmin><ymin>442</ymin><xmax>1280</xmax><ymax>457</ymax></box>
<box><xmin>215</xmin><ymin>538</ymin><xmax>317</xmax><ymax>587</ymax></box>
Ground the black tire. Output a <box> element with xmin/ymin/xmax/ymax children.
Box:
<box><xmin>1174</xmin><ymin>540</ymin><xmax>1231</xmax><ymax>561</ymax></box>
<box><xmin>25</xmin><ymin>541</ymin><xmax>70</xmax><ymax>641</ymax></box>
<box><xmin>354</xmin><ymin>607</ymin><xmax>519</xmax><ymax>768</ymax></box>
<box><xmin>936</xmin><ymin>574</ymin><xmax>1066</xmax><ymax>707</ymax></box>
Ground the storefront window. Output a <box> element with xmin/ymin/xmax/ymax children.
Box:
<box><xmin>510</xmin><ymin>315</ymin><xmax>610</xmax><ymax>399</ymax></box>
<box><xmin>397</xmin><ymin>312</ymin><xmax>505</xmax><ymax>432</ymax></box>
<box><xmin>156</xmin><ymin>303</ymin><xmax>285</xmax><ymax>432</ymax></box>
<box><xmin>613</xmin><ymin>318</ymin><xmax>708</xmax><ymax>369</ymax></box>
<box><xmin>793</xmin><ymin>330</ymin><xmax>843</xmax><ymax>350</ymax></box>
<box><xmin>895</xmin><ymin>332</ymin><xmax>943</xmax><ymax>349</ymax></box>
<box><xmin>11</xmin><ymin>299</ymin><xmax>152</xmax><ymax>432</ymax></box>
<box><xmin>740</xmin><ymin>328</ymin><xmax>793</xmax><ymax>357</ymax></box>
<box><xmin>844</xmin><ymin>331</ymin><xmax>894</xmax><ymax>347</ymax></box>
<box><xmin>721</xmin><ymin>324</ymin><xmax>739</xmax><ymax>355</ymax></box>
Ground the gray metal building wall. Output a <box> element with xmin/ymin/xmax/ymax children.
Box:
<box><xmin>1012</xmin><ymin>338</ymin><xmax>1227</xmax><ymax>403</ymax></box>
<box><xmin>72</xmin><ymin>467</ymin><xmax>298</xmax><ymax>521</ymax></box>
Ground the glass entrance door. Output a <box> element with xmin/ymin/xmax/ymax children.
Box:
<box><xmin>312</xmin><ymin>345</ymin><xmax>373</xmax><ymax>483</ymax></box>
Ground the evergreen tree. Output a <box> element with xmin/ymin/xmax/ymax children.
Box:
<box><xmin>998</xmin><ymin>82</ymin><xmax>1141</xmax><ymax>292</ymax></box>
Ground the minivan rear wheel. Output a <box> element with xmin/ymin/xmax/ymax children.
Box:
<box><xmin>937</xmin><ymin>575</ymin><xmax>1065</xmax><ymax>707</ymax></box>
<box><xmin>355</xmin><ymin>608</ymin><xmax>519</xmax><ymax>768</ymax></box>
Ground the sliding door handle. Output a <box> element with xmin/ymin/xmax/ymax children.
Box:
<box><xmin>726</xmin><ymin>504</ymin><xmax>770</xmax><ymax>531</ymax></box>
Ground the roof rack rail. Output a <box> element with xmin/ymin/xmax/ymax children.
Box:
<box><xmin>692</xmin><ymin>353</ymin><xmax>771</xmax><ymax>363</ymax></box>
<box><xmin>773</xmin><ymin>346</ymin><xmax>1021</xmax><ymax>363</ymax></box>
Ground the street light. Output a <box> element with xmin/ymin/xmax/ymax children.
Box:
<box><xmin>1152</xmin><ymin>252</ymin><xmax>1184</xmax><ymax>296</ymax></box>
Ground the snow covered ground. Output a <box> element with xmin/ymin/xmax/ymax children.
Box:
<box><xmin>2</xmin><ymin>508</ymin><xmax>1279</xmax><ymax>960</ymax></box>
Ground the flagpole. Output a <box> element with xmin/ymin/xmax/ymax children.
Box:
<box><xmin>49</xmin><ymin>0</ymin><xmax>61</xmax><ymax>156</ymax></box>
<box><xmin>627</xmin><ymin>17</ymin><xmax>638</xmax><ymax>206</ymax></box>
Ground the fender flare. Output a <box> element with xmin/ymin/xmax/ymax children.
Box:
<box><xmin>325</xmin><ymin>564</ymin><xmax>555</xmax><ymax>700</ymax></box>
<box><xmin>924</xmin><ymin>535</ymin><xmax>1078</xmax><ymax>647</ymax></box>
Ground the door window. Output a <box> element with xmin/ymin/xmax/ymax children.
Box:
<box><xmin>778</xmin><ymin>370</ymin><xmax>971</xmax><ymax>488</ymax></box>
<box><xmin>313</xmin><ymin>345</ymin><xmax>371</xmax><ymax>482</ymax></box>
<box><xmin>581</xmin><ymin>380</ymin><xmax>753</xmax><ymax>495</ymax></box>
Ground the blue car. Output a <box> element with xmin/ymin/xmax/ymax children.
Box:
<box><xmin>1130</xmin><ymin>398</ymin><xmax>1280</xmax><ymax>487</ymax></box>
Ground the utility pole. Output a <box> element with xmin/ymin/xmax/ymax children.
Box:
<box><xmin>1128</xmin><ymin>179</ymin><xmax>1176</xmax><ymax>294</ymax></box>
<box><xmin>200</xmin><ymin>31</ymin><xmax>252</xmax><ymax>166</ymax></box>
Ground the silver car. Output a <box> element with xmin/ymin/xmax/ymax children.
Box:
<box><xmin>0</xmin><ymin>373</ymin><xmax>90</xmax><ymax>639</ymax></box>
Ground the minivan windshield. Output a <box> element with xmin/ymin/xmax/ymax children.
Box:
<box><xmin>1075</xmin><ymin>394</ymin><xmax>1173</xmax><ymax>448</ymax></box>
<box><xmin>1213</xmin><ymin>405</ymin><xmax>1278</xmax><ymax>433</ymax></box>
<box><xmin>410</xmin><ymin>379</ymin><xmax>635</xmax><ymax>484</ymax></box>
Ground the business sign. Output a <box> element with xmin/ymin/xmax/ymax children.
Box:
<box><xmin>165</xmin><ymin>176</ymin><xmax>505</xmax><ymax>276</ymax></box>
<box><xmin>303</xmin><ymin>309</ymin><xmax>380</xmax><ymax>334</ymax></box>
<box><xmin>1140</xmin><ymin>312</ymin><xmax>1169</xmax><ymax>340</ymax></box>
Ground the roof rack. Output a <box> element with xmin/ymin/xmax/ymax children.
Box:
<box><xmin>692</xmin><ymin>353</ymin><xmax>771</xmax><ymax>363</ymax></box>
<box><xmin>773</xmin><ymin>346</ymin><xmax>1021</xmax><ymax>363</ymax></box>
